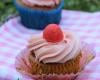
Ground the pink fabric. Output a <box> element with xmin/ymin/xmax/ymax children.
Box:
<box><xmin>0</xmin><ymin>10</ymin><xmax>99</xmax><ymax>80</ymax></box>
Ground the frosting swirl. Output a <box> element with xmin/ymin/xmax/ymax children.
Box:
<box><xmin>22</xmin><ymin>0</ymin><xmax>60</xmax><ymax>7</ymax></box>
<box><xmin>28</xmin><ymin>31</ymin><xmax>81</xmax><ymax>63</ymax></box>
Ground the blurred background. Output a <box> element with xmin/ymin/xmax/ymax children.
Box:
<box><xmin>0</xmin><ymin>0</ymin><xmax>100</xmax><ymax>23</ymax></box>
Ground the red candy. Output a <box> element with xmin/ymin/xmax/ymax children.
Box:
<box><xmin>43</xmin><ymin>24</ymin><xmax>64</xmax><ymax>43</ymax></box>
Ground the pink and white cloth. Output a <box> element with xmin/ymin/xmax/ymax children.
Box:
<box><xmin>0</xmin><ymin>10</ymin><xmax>100</xmax><ymax>80</ymax></box>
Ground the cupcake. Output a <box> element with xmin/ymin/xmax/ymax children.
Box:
<box><xmin>13</xmin><ymin>0</ymin><xmax>64</xmax><ymax>29</ymax></box>
<box><xmin>15</xmin><ymin>24</ymin><xmax>95</xmax><ymax>80</ymax></box>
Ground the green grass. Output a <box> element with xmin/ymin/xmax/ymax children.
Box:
<box><xmin>0</xmin><ymin>0</ymin><xmax>16</xmax><ymax>22</ymax></box>
<box><xmin>0</xmin><ymin>0</ymin><xmax>100</xmax><ymax>23</ymax></box>
<box><xmin>64</xmin><ymin>0</ymin><xmax>100</xmax><ymax>11</ymax></box>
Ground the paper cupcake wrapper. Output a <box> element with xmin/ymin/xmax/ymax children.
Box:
<box><xmin>13</xmin><ymin>0</ymin><xmax>64</xmax><ymax>30</ymax></box>
<box><xmin>15</xmin><ymin>42</ymin><xmax>95</xmax><ymax>80</ymax></box>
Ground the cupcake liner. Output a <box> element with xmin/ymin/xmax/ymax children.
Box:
<box><xmin>20</xmin><ymin>72</ymin><xmax>80</xmax><ymax>80</ymax></box>
<box><xmin>80</xmin><ymin>42</ymin><xmax>95</xmax><ymax>68</ymax></box>
<box><xmin>13</xmin><ymin>0</ymin><xmax>64</xmax><ymax>30</ymax></box>
<box><xmin>15</xmin><ymin>42</ymin><xmax>95</xmax><ymax>80</ymax></box>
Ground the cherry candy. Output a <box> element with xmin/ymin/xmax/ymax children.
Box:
<box><xmin>43</xmin><ymin>24</ymin><xmax>64</xmax><ymax>43</ymax></box>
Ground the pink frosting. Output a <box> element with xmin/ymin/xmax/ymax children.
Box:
<box><xmin>22</xmin><ymin>0</ymin><xmax>60</xmax><ymax>7</ymax></box>
<box><xmin>28</xmin><ymin>31</ymin><xmax>81</xmax><ymax>63</ymax></box>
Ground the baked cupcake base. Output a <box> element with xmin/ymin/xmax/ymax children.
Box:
<box><xmin>28</xmin><ymin>52</ymin><xmax>82</xmax><ymax>75</ymax></box>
